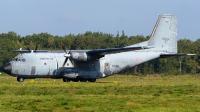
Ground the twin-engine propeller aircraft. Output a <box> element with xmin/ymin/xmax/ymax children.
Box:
<box><xmin>2</xmin><ymin>14</ymin><xmax>194</xmax><ymax>82</ymax></box>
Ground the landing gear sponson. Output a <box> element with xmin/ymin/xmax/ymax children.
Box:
<box><xmin>16</xmin><ymin>77</ymin><xmax>96</xmax><ymax>82</ymax></box>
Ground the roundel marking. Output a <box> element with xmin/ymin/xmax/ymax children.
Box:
<box><xmin>136</xmin><ymin>58</ymin><xmax>140</xmax><ymax>62</ymax></box>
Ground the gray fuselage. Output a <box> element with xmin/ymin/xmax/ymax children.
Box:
<box><xmin>7</xmin><ymin>51</ymin><xmax>161</xmax><ymax>79</ymax></box>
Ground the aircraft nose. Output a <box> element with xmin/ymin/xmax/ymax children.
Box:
<box><xmin>3</xmin><ymin>63</ymin><xmax>12</xmax><ymax>75</ymax></box>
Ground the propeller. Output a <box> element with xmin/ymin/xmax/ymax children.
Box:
<box><xmin>26</xmin><ymin>43</ymin><xmax>39</xmax><ymax>53</ymax></box>
<box><xmin>61</xmin><ymin>45</ymin><xmax>73</xmax><ymax>68</ymax></box>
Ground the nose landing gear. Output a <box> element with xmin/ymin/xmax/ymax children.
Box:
<box><xmin>17</xmin><ymin>77</ymin><xmax>24</xmax><ymax>82</ymax></box>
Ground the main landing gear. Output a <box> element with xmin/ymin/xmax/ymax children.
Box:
<box><xmin>17</xmin><ymin>77</ymin><xmax>24</xmax><ymax>82</ymax></box>
<box><xmin>63</xmin><ymin>78</ymin><xmax>96</xmax><ymax>82</ymax></box>
<box><xmin>63</xmin><ymin>78</ymin><xmax>70</xmax><ymax>82</ymax></box>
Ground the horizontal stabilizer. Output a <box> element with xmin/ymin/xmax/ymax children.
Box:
<box><xmin>160</xmin><ymin>53</ymin><xmax>195</xmax><ymax>58</ymax></box>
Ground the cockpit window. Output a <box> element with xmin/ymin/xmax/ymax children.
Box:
<box><xmin>12</xmin><ymin>58</ymin><xmax>26</xmax><ymax>62</ymax></box>
<box><xmin>12</xmin><ymin>58</ymin><xmax>18</xmax><ymax>61</ymax></box>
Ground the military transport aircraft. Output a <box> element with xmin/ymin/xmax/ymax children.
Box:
<box><xmin>2</xmin><ymin>14</ymin><xmax>194</xmax><ymax>82</ymax></box>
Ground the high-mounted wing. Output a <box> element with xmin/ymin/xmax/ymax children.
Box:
<box><xmin>86</xmin><ymin>46</ymin><xmax>153</xmax><ymax>60</ymax></box>
<box><xmin>65</xmin><ymin>46</ymin><xmax>153</xmax><ymax>62</ymax></box>
<box><xmin>87</xmin><ymin>46</ymin><xmax>152</xmax><ymax>55</ymax></box>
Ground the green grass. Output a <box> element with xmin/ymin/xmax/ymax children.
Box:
<box><xmin>0</xmin><ymin>74</ymin><xmax>200</xmax><ymax>112</ymax></box>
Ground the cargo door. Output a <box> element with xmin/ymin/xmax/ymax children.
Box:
<box><xmin>103</xmin><ymin>55</ymin><xmax>111</xmax><ymax>76</ymax></box>
<box><xmin>31</xmin><ymin>66</ymin><xmax>36</xmax><ymax>75</ymax></box>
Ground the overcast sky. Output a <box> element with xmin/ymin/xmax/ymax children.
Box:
<box><xmin>0</xmin><ymin>0</ymin><xmax>200</xmax><ymax>41</ymax></box>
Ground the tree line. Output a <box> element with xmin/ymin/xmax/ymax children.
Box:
<box><xmin>0</xmin><ymin>31</ymin><xmax>199</xmax><ymax>75</ymax></box>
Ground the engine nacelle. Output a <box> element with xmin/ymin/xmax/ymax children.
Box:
<box><xmin>71</xmin><ymin>52</ymin><xmax>90</xmax><ymax>61</ymax></box>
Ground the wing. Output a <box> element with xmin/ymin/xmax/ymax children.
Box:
<box><xmin>65</xmin><ymin>46</ymin><xmax>153</xmax><ymax>61</ymax></box>
<box><xmin>87</xmin><ymin>46</ymin><xmax>151</xmax><ymax>55</ymax></box>
<box><xmin>85</xmin><ymin>46</ymin><xmax>152</xmax><ymax>60</ymax></box>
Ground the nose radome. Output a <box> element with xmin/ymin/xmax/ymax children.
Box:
<box><xmin>3</xmin><ymin>63</ymin><xmax>12</xmax><ymax>75</ymax></box>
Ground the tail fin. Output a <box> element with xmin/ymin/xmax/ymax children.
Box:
<box><xmin>148</xmin><ymin>14</ymin><xmax>177</xmax><ymax>53</ymax></box>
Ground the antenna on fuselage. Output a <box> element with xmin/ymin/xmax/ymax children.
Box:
<box><xmin>19</xmin><ymin>48</ymin><xmax>22</xmax><ymax>55</ymax></box>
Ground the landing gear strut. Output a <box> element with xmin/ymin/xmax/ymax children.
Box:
<box><xmin>62</xmin><ymin>78</ymin><xmax>96</xmax><ymax>82</ymax></box>
<box><xmin>17</xmin><ymin>77</ymin><xmax>24</xmax><ymax>82</ymax></box>
<box><xmin>72</xmin><ymin>79</ymin><xmax>79</xmax><ymax>82</ymax></box>
<box><xmin>80</xmin><ymin>79</ymin><xmax>87</xmax><ymax>82</ymax></box>
<box><xmin>88</xmin><ymin>78</ymin><xmax>96</xmax><ymax>82</ymax></box>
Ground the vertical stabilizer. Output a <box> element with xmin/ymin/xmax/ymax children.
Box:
<box><xmin>148</xmin><ymin>14</ymin><xmax>177</xmax><ymax>53</ymax></box>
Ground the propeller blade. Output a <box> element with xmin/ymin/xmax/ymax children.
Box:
<box><xmin>61</xmin><ymin>43</ymin><xmax>75</xmax><ymax>68</ymax></box>
<box><xmin>69</xmin><ymin>57</ymin><xmax>74</xmax><ymax>66</ymax></box>
<box><xmin>26</xmin><ymin>46</ymin><xmax>31</xmax><ymax>52</ymax></box>
<box><xmin>63</xmin><ymin>57</ymin><xmax>68</xmax><ymax>67</ymax></box>
<box><xmin>61</xmin><ymin>44</ymin><xmax>67</xmax><ymax>53</ymax></box>
<box><xmin>34</xmin><ymin>43</ymin><xmax>39</xmax><ymax>52</ymax></box>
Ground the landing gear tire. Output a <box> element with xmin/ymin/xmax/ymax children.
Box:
<box><xmin>80</xmin><ymin>79</ymin><xmax>87</xmax><ymax>82</ymax></box>
<box><xmin>17</xmin><ymin>77</ymin><xmax>24</xmax><ymax>82</ymax></box>
<box><xmin>72</xmin><ymin>79</ymin><xmax>79</xmax><ymax>82</ymax></box>
<box><xmin>63</xmin><ymin>78</ymin><xmax>70</xmax><ymax>82</ymax></box>
<box><xmin>88</xmin><ymin>79</ymin><xmax>96</xmax><ymax>82</ymax></box>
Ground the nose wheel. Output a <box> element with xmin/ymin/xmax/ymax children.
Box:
<box><xmin>17</xmin><ymin>77</ymin><xmax>24</xmax><ymax>82</ymax></box>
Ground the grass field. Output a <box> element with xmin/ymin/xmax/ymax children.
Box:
<box><xmin>0</xmin><ymin>74</ymin><xmax>200</xmax><ymax>112</ymax></box>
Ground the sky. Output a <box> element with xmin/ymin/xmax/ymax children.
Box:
<box><xmin>0</xmin><ymin>0</ymin><xmax>200</xmax><ymax>41</ymax></box>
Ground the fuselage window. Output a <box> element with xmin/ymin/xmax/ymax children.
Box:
<box><xmin>21</xmin><ymin>59</ymin><xmax>26</xmax><ymax>62</ymax></box>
